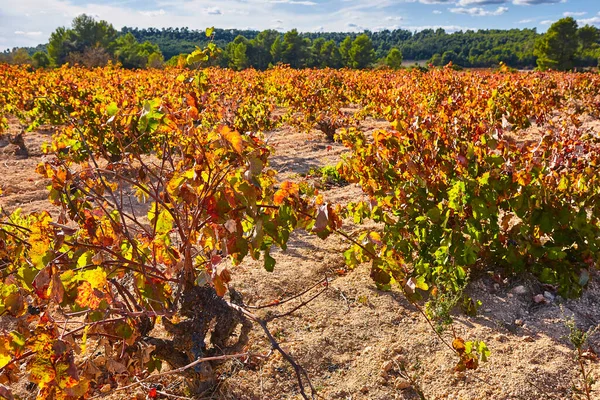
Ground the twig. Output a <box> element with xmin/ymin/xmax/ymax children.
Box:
<box><xmin>227</xmin><ymin>302</ymin><xmax>317</xmax><ymax>399</ymax></box>
<box><xmin>264</xmin><ymin>279</ymin><xmax>328</xmax><ymax>322</ymax></box>
<box><xmin>245</xmin><ymin>276</ymin><xmax>327</xmax><ymax>310</ymax></box>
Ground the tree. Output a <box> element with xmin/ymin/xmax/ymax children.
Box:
<box><xmin>577</xmin><ymin>25</ymin><xmax>600</xmax><ymax>67</ymax></box>
<box><xmin>310</xmin><ymin>37</ymin><xmax>326</xmax><ymax>68</ymax></box>
<box><xmin>429</xmin><ymin>53</ymin><xmax>442</xmax><ymax>66</ymax></box>
<box><xmin>113</xmin><ymin>33</ymin><xmax>162</xmax><ymax>68</ymax></box>
<box><xmin>147</xmin><ymin>52</ymin><xmax>165</xmax><ymax>68</ymax></box>
<box><xmin>71</xmin><ymin>14</ymin><xmax>117</xmax><ymax>51</ymax></box>
<box><xmin>252</xmin><ymin>30</ymin><xmax>278</xmax><ymax>69</ymax></box>
<box><xmin>32</xmin><ymin>51</ymin><xmax>50</xmax><ymax>68</ymax></box>
<box><xmin>385</xmin><ymin>47</ymin><xmax>403</xmax><ymax>69</ymax></box>
<box><xmin>48</xmin><ymin>27</ymin><xmax>74</xmax><ymax>65</ymax></box>
<box><xmin>282</xmin><ymin>29</ymin><xmax>308</xmax><ymax>68</ymax></box>
<box><xmin>534</xmin><ymin>17</ymin><xmax>579</xmax><ymax>71</ymax></box>
<box><xmin>339</xmin><ymin>36</ymin><xmax>352</xmax><ymax>67</ymax></box>
<box><xmin>11</xmin><ymin>48</ymin><xmax>31</xmax><ymax>65</ymax></box>
<box><xmin>441</xmin><ymin>50</ymin><xmax>459</xmax><ymax>65</ymax></box>
<box><xmin>320</xmin><ymin>40</ymin><xmax>342</xmax><ymax>68</ymax></box>
<box><xmin>349</xmin><ymin>34</ymin><xmax>375</xmax><ymax>69</ymax></box>
<box><xmin>228</xmin><ymin>39</ymin><xmax>250</xmax><ymax>70</ymax></box>
<box><xmin>270</xmin><ymin>36</ymin><xmax>283</xmax><ymax>65</ymax></box>
<box><xmin>47</xmin><ymin>14</ymin><xmax>117</xmax><ymax>66</ymax></box>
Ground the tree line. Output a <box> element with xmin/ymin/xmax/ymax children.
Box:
<box><xmin>0</xmin><ymin>15</ymin><xmax>599</xmax><ymax>71</ymax></box>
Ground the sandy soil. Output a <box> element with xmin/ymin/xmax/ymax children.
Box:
<box><xmin>1</xmin><ymin>116</ymin><xmax>600</xmax><ymax>400</ymax></box>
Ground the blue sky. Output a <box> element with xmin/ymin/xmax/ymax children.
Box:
<box><xmin>0</xmin><ymin>0</ymin><xmax>598</xmax><ymax>50</ymax></box>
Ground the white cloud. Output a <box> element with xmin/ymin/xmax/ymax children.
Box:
<box><xmin>518</xmin><ymin>18</ymin><xmax>534</xmax><ymax>23</ymax></box>
<box><xmin>449</xmin><ymin>6</ymin><xmax>508</xmax><ymax>16</ymax></box>
<box><xmin>540</xmin><ymin>19</ymin><xmax>553</xmax><ymax>24</ymax></box>
<box><xmin>457</xmin><ymin>0</ymin><xmax>506</xmax><ymax>5</ymax></box>
<box><xmin>14</xmin><ymin>30</ymin><xmax>43</xmax><ymax>36</ymax></box>
<box><xmin>563</xmin><ymin>11</ymin><xmax>587</xmax><ymax>17</ymax></box>
<box><xmin>433</xmin><ymin>10</ymin><xmax>442</xmax><ymax>14</ymax></box>
<box><xmin>203</xmin><ymin>7</ymin><xmax>222</xmax><ymax>15</ymax></box>
<box><xmin>139</xmin><ymin>9</ymin><xmax>165</xmax><ymax>17</ymax></box>
<box><xmin>512</xmin><ymin>0</ymin><xmax>561</xmax><ymax>5</ymax></box>
<box><xmin>579</xmin><ymin>13</ymin><xmax>600</xmax><ymax>25</ymax></box>
<box><xmin>268</xmin><ymin>0</ymin><xmax>317</xmax><ymax>5</ymax></box>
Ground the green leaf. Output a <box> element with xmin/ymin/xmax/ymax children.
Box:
<box><xmin>264</xmin><ymin>250</ymin><xmax>276</xmax><ymax>272</ymax></box>
<box><xmin>106</xmin><ymin>102</ymin><xmax>118</xmax><ymax>117</ymax></box>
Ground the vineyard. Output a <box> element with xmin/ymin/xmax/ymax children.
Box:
<box><xmin>1</xmin><ymin>59</ymin><xmax>600</xmax><ymax>400</ymax></box>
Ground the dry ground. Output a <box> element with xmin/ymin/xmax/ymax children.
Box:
<box><xmin>1</xmin><ymin>116</ymin><xmax>600</xmax><ymax>400</ymax></box>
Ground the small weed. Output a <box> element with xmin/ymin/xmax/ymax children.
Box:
<box><xmin>309</xmin><ymin>165</ymin><xmax>347</xmax><ymax>187</ymax></box>
<box><xmin>562</xmin><ymin>307</ymin><xmax>598</xmax><ymax>400</ymax></box>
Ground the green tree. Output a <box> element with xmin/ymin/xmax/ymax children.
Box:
<box><xmin>320</xmin><ymin>40</ymin><xmax>342</xmax><ymax>68</ymax></box>
<box><xmin>385</xmin><ymin>47</ymin><xmax>403</xmax><ymax>69</ymax></box>
<box><xmin>227</xmin><ymin>37</ymin><xmax>250</xmax><ymax>70</ymax></box>
<box><xmin>534</xmin><ymin>17</ymin><xmax>579</xmax><ymax>71</ymax></box>
<box><xmin>441</xmin><ymin>50</ymin><xmax>459</xmax><ymax>65</ymax></box>
<box><xmin>429</xmin><ymin>53</ymin><xmax>442</xmax><ymax>66</ymax></box>
<box><xmin>47</xmin><ymin>14</ymin><xmax>116</xmax><ymax>66</ymax></box>
<box><xmin>339</xmin><ymin>36</ymin><xmax>352</xmax><ymax>67</ymax></box>
<box><xmin>349</xmin><ymin>34</ymin><xmax>375</xmax><ymax>69</ymax></box>
<box><xmin>47</xmin><ymin>27</ymin><xmax>74</xmax><ymax>65</ymax></box>
<box><xmin>577</xmin><ymin>25</ymin><xmax>600</xmax><ymax>67</ymax></box>
<box><xmin>71</xmin><ymin>14</ymin><xmax>117</xmax><ymax>51</ymax></box>
<box><xmin>310</xmin><ymin>37</ymin><xmax>326</xmax><ymax>67</ymax></box>
<box><xmin>270</xmin><ymin>36</ymin><xmax>283</xmax><ymax>65</ymax></box>
<box><xmin>252</xmin><ymin>30</ymin><xmax>278</xmax><ymax>69</ymax></box>
<box><xmin>113</xmin><ymin>33</ymin><xmax>162</xmax><ymax>68</ymax></box>
<box><xmin>32</xmin><ymin>51</ymin><xmax>50</xmax><ymax>68</ymax></box>
<box><xmin>282</xmin><ymin>29</ymin><xmax>308</xmax><ymax>68</ymax></box>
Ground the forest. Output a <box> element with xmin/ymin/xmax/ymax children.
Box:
<box><xmin>1</xmin><ymin>15</ymin><xmax>599</xmax><ymax>70</ymax></box>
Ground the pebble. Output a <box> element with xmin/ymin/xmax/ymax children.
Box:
<box><xmin>522</xmin><ymin>335</ymin><xmax>535</xmax><ymax>342</ymax></box>
<box><xmin>494</xmin><ymin>334</ymin><xmax>509</xmax><ymax>343</ymax></box>
<box><xmin>360</xmin><ymin>385</ymin><xmax>369</xmax><ymax>394</ymax></box>
<box><xmin>382</xmin><ymin>360</ymin><xmax>394</xmax><ymax>373</ymax></box>
<box><xmin>394</xmin><ymin>377</ymin><xmax>411</xmax><ymax>390</ymax></box>
<box><xmin>99</xmin><ymin>384</ymin><xmax>111</xmax><ymax>393</ymax></box>
<box><xmin>512</xmin><ymin>285</ymin><xmax>528</xmax><ymax>295</ymax></box>
<box><xmin>544</xmin><ymin>291</ymin><xmax>555</xmax><ymax>302</ymax></box>
<box><xmin>533</xmin><ymin>294</ymin><xmax>546</xmax><ymax>303</ymax></box>
<box><xmin>515</xmin><ymin>319</ymin><xmax>524</xmax><ymax>326</ymax></box>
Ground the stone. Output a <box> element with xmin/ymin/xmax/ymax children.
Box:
<box><xmin>515</xmin><ymin>319</ymin><xmax>524</xmax><ymax>326</ymax></box>
<box><xmin>512</xmin><ymin>285</ymin><xmax>528</xmax><ymax>295</ymax></box>
<box><xmin>382</xmin><ymin>360</ymin><xmax>394</xmax><ymax>373</ymax></box>
<box><xmin>394</xmin><ymin>377</ymin><xmax>411</xmax><ymax>390</ymax></box>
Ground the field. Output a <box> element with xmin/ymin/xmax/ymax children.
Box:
<box><xmin>2</xmin><ymin>63</ymin><xmax>600</xmax><ymax>400</ymax></box>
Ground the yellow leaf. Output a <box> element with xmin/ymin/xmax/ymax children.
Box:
<box><xmin>221</xmin><ymin>126</ymin><xmax>243</xmax><ymax>154</ymax></box>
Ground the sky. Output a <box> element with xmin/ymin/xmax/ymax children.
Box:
<box><xmin>0</xmin><ymin>0</ymin><xmax>598</xmax><ymax>51</ymax></box>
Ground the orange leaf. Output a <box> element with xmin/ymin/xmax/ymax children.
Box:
<box><xmin>221</xmin><ymin>126</ymin><xmax>243</xmax><ymax>154</ymax></box>
<box><xmin>452</xmin><ymin>337</ymin><xmax>466</xmax><ymax>355</ymax></box>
